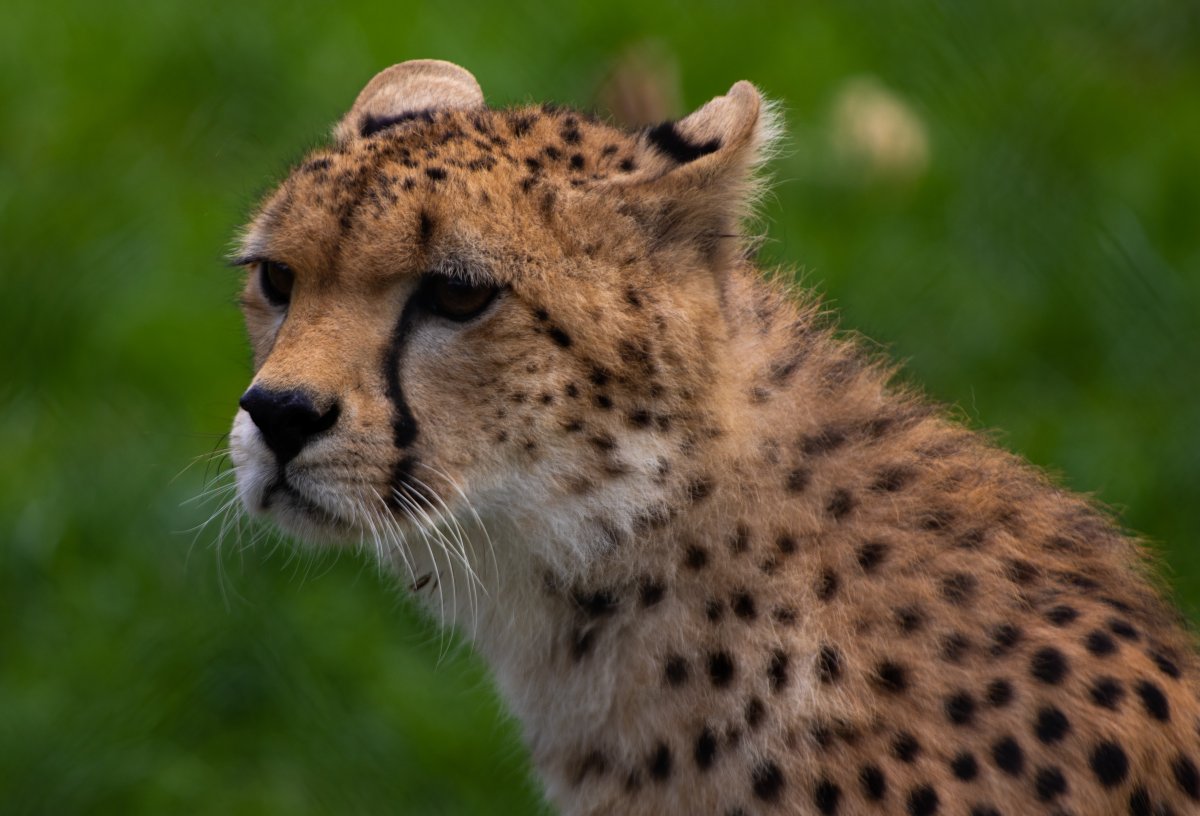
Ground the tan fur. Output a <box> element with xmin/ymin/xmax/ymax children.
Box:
<box><xmin>229</xmin><ymin>62</ymin><xmax>1200</xmax><ymax>815</ymax></box>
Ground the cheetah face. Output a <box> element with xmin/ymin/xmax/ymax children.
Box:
<box><xmin>229</xmin><ymin>60</ymin><xmax>773</xmax><ymax>573</ymax></box>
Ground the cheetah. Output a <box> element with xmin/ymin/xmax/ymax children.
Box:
<box><xmin>227</xmin><ymin>60</ymin><xmax>1200</xmax><ymax>815</ymax></box>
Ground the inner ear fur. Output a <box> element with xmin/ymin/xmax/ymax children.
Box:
<box><xmin>335</xmin><ymin>59</ymin><xmax>485</xmax><ymax>143</ymax></box>
<box><xmin>610</xmin><ymin>81</ymin><xmax>781</xmax><ymax>262</ymax></box>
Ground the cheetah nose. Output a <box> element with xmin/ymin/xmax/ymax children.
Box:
<box><xmin>238</xmin><ymin>385</ymin><xmax>341</xmax><ymax>464</ymax></box>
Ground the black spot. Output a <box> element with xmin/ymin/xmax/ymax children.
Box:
<box><xmin>705</xmin><ymin>599</ymin><xmax>724</xmax><ymax>622</ymax></box>
<box><xmin>810</xmin><ymin>724</ymin><xmax>834</xmax><ymax>750</ymax></box>
<box><xmin>639</xmin><ymin>579</ymin><xmax>665</xmax><ymax>607</ymax></box>
<box><xmin>1090</xmin><ymin>676</ymin><xmax>1125</xmax><ymax>709</ymax></box>
<box><xmin>588</xmin><ymin>434</ymin><xmax>616</xmax><ymax>451</ymax></box>
<box><xmin>860</xmin><ymin>765</ymin><xmax>886</xmax><ymax>801</ymax></box>
<box><xmin>694</xmin><ymin>727</ymin><xmax>718</xmax><ymax>770</ymax></box>
<box><xmin>950</xmin><ymin>752</ymin><xmax>978</xmax><ymax>780</ymax></box>
<box><xmin>686</xmin><ymin>477</ymin><xmax>713</xmax><ymax>503</ymax></box>
<box><xmin>744</xmin><ymin>697</ymin><xmax>765</xmax><ymax>730</ymax></box>
<box><xmin>508</xmin><ymin>113</ymin><xmax>535</xmax><ymax>136</ymax></box>
<box><xmin>773</xmin><ymin>606</ymin><xmax>797</xmax><ymax>625</ymax></box>
<box><xmin>547</xmin><ymin>326</ymin><xmax>572</xmax><ymax>348</ymax></box>
<box><xmin>1086</xmin><ymin>629</ymin><xmax>1118</xmax><ymax>656</ymax></box>
<box><xmin>858</xmin><ymin>541</ymin><xmax>888</xmax><ymax>572</ymax></box>
<box><xmin>873</xmin><ymin>661</ymin><xmax>909</xmax><ymax>694</ymax></box>
<box><xmin>664</xmin><ymin>655</ymin><xmax>688</xmax><ymax>686</ymax></box>
<box><xmin>1128</xmin><ymin>787</ymin><xmax>1153</xmax><ymax>816</ymax></box>
<box><xmin>985</xmin><ymin>678</ymin><xmax>1014</xmax><ymax>707</ymax></box>
<box><xmin>918</xmin><ymin>507</ymin><xmax>955</xmax><ymax>531</ymax></box>
<box><xmin>907</xmin><ymin>785</ymin><xmax>939</xmax><ymax>816</ymax></box>
<box><xmin>816</xmin><ymin>569</ymin><xmax>839</xmax><ymax>602</ymax></box>
<box><xmin>892</xmin><ymin>732</ymin><xmax>921</xmax><ymax>763</ymax></box>
<box><xmin>648</xmin><ymin>742</ymin><xmax>672</xmax><ymax>781</ymax></box>
<box><xmin>1150</xmin><ymin>649</ymin><xmax>1182</xmax><ymax>679</ymax></box>
<box><xmin>708</xmin><ymin>651</ymin><xmax>735</xmax><ymax>687</ymax></box>
<box><xmin>571</xmin><ymin>748</ymin><xmax>609</xmax><ymax>786</ymax></box>
<box><xmin>869</xmin><ymin>465</ymin><xmax>914</xmax><ymax>494</ymax></box>
<box><xmin>955</xmin><ymin>528</ymin><xmax>987</xmax><ymax>550</ymax></box>
<box><xmin>989</xmin><ymin>623</ymin><xmax>1023</xmax><ymax>656</ymax></box>
<box><xmin>785</xmin><ymin>468</ymin><xmax>810</xmax><ymax>493</ymax></box>
<box><xmin>301</xmin><ymin>156</ymin><xmax>332</xmax><ymax>174</ymax></box>
<box><xmin>768</xmin><ymin>650</ymin><xmax>790</xmax><ymax>692</ymax></box>
<box><xmin>680</xmin><ymin>545</ymin><xmax>709</xmax><ymax>572</ymax></box>
<box><xmin>941</xmin><ymin>633</ymin><xmax>971</xmax><ymax>663</ymax></box>
<box><xmin>627</xmin><ymin>408</ymin><xmax>652</xmax><ymax>428</ymax></box>
<box><xmin>424</xmin><ymin>166</ymin><xmax>447</xmax><ymax>181</ymax></box>
<box><xmin>818</xmin><ymin>645</ymin><xmax>843</xmax><ymax>683</ymax></box>
<box><xmin>1033</xmin><ymin>705</ymin><xmax>1070</xmax><ymax>744</ymax></box>
<box><xmin>1108</xmin><ymin>618</ymin><xmax>1139</xmax><ymax>641</ymax></box>
<box><xmin>969</xmin><ymin>808</ymin><xmax>1001</xmax><ymax>816</ymax></box>
<box><xmin>646</xmin><ymin>120</ymin><xmax>721</xmax><ymax>163</ymax></box>
<box><xmin>569</xmin><ymin>153</ymin><xmax>585</xmax><ymax>170</ymax></box>
<box><xmin>1030</xmin><ymin>647</ymin><xmax>1069</xmax><ymax>685</ymax></box>
<box><xmin>1173</xmin><ymin>755</ymin><xmax>1200</xmax><ymax>800</ymax></box>
<box><xmin>991</xmin><ymin>736</ymin><xmax>1025</xmax><ymax>776</ymax></box>
<box><xmin>776</xmin><ymin>534</ymin><xmax>797</xmax><ymax>554</ymax></box>
<box><xmin>588</xmin><ymin>366</ymin><xmax>611</xmax><ymax>387</ymax></box>
<box><xmin>1090</xmin><ymin>740</ymin><xmax>1129</xmax><ymax>787</ymax></box>
<box><xmin>1004</xmin><ymin>558</ymin><xmax>1039</xmax><ymax>584</ymax></box>
<box><xmin>1045</xmin><ymin>604</ymin><xmax>1079</xmax><ymax>626</ymax></box>
<box><xmin>801</xmin><ymin>427</ymin><xmax>847</xmax><ymax>456</ymax></box>
<box><xmin>732</xmin><ymin>592</ymin><xmax>757</xmax><ymax>620</ymax></box>
<box><xmin>826</xmin><ymin>488</ymin><xmax>856</xmax><ymax>519</ymax></box>
<box><xmin>751</xmin><ymin>761</ymin><xmax>785</xmax><ymax>802</ymax></box>
<box><xmin>896</xmin><ymin>606</ymin><xmax>924</xmax><ymax>634</ymax></box>
<box><xmin>814</xmin><ymin>778</ymin><xmax>841</xmax><ymax>815</ymax></box>
<box><xmin>594</xmin><ymin>394</ymin><xmax>613</xmax><ymax>410</ymax></box>
<box><xmin>619</xmin><ymin>157</ymin><xmax>636</xmax><ymax>172</ymax></box>
<box><xmin>1034</xmin><ymin>766</ymin><xmax>1067</xmax><ymax>801</ymax></box>
<box><xmin>574</xmin><ymin>589</ymin><xmax>618</xmax><ymax>618</ymax></box>
<box><xmin>1135</xmin><ymin>679</ymin><xmax>1170</xmax><ymax>721</ymax></box>
<box><xmin>940</xmin><ymin>572</ymin><xmax>977</xmax><ymax>605</ymax></box>
<box><xmin>945</xmin><ymin>691</ymin><xmax>976</xmax><ymax>726</ymax></box>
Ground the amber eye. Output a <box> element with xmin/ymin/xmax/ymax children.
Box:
<box><xmin>258</xmin><ymin>261</ymin><xmax>294</xmax><ymax>306</ymax></box>
<box><xmin>422</xmin><ymin>275</ymin><xmax>499</xmax><ymax>321</ymax></box>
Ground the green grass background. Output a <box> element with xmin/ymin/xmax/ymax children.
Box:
<box><xmin>3</xmin><ymin>1</ymin><xmax>1198</xmax><ymax>813</ymax></box>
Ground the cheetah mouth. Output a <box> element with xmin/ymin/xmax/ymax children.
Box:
<box><xmin>262</xmin><ymin>474</ymin><xmax>350</xmax><ymax>530</ymax></box>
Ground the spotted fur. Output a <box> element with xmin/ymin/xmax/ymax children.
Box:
<box><xmin>228</xmin><ymin>61</ymin><xmax>1200</xmax><ymax>815</ymax></box>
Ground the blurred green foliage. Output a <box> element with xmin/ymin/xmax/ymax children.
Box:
<box><xmin>2</xmin><ymin>1</ymin><xmax>1198</xmax><ymax>813</ymax></box>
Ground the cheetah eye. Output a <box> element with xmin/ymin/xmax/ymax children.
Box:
<box><xmin>421</xmin><ymin>275</ymin><xmax>499</xmax><ymax>321</ymax></box>
<box><xmin>258</xmin><ymin>260</ymin><xmax>294</xmax><ymax>306</ymax></box>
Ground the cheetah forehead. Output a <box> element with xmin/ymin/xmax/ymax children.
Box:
<box><xmin>236</xmin><ymin>61</ymin><xmax>776</xmax><ymax>282</ymax></box>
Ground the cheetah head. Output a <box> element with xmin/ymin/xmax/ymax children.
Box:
<box><xmin>229</xmin><ymin>60</ymin><xmax>777</xmax><ymax>581</ymax></box>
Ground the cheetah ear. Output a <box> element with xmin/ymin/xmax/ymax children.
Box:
<box><xmin>335</xmin><ymin>60</ymin><xmax>485</xmax><ymax>143</ymax></box>
<box><xmin>614</xmin><ymin>81</ymin><xmax>779</xmax><ymax>261</ymax></box>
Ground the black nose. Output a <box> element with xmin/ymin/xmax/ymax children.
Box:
<box><xmin>238</xmin><ymin>385</ymin><xmax>341</xmax><ymax>464</ymax></box>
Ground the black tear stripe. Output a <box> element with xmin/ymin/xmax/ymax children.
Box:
<box><xmin>384</xmin><ymin>294</ymin><xmax>427</xmax><ymax>508</ymax></box>
<box><xmin>646</xmin><ymin>122</ymin><xmax>721</xmax><ymax>164</ymax></box>
<box><xmin>359</xmin><ymin>108</ymin><xmax>436</xmax><ymax>138</ymax></box>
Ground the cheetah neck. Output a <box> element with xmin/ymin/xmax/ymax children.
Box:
<box><xmin>407</xmin><ymin>265</ymin><xmax>898</xmax><ymax>806</ymax></box>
